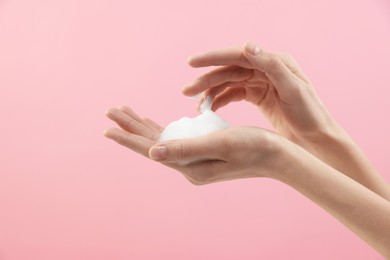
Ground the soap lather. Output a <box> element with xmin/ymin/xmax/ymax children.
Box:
<box><xmin>159</xmin><ymin>96</ymin><xmax>229</xmax><ymax>142</ymax></box>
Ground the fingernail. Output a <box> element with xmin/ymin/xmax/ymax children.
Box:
<box><xmin>246</xmin><ymin>42</ymin><xmax>260</xmax><ymax>55</ymax></box>
<box><xmin>149</xmin><ymin>145</ymin><xmax>168</xmax><ymax>161</ymax></box>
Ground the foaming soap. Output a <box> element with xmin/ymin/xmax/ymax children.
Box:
<box><xmin>159</xmin><ymin>96</ymin><xmax>229</xmax><ymax>141</ymax></box>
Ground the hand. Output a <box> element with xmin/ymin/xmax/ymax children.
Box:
<box><xmin>104</xmin><ymin>106</ymin><xmax>284</xmax><ymax>185</ymax></box>
<box><xmin>182</xmin><ymin>42</ymin><xmax>390</xmax><ymax>200</ymax></box>
<box><xmin>183</xmin><ymin>42</ymin><xmax>341</xmax><ymax>150</ymax></box>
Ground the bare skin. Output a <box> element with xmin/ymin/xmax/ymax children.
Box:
<box><xmin>182</xmin><ymin>42</ymin><xmax>390</xmax><ymax>201</ymax></box>
<box><xmin>104</xmin><ymin>42</ymin><xmax>390</xmax><ymax>257</ymax></box>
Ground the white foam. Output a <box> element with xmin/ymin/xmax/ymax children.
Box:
<box><xmin>159</xmin><ymin>96</ymin><xmax>230</xmax><ymax>141</ymax></box>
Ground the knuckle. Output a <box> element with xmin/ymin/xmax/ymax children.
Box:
<box><xmin>291</xmin><ymin>82</ymin><xmax>312</xmax><ymax>99</ymax></box>
<box><xmin>198</xmin><ymin>75</ymin><xmax>211</xmax><ymax>87</ymax></box>
<box><xmin>280</xmin><ymin>52</ymin><xmax>294</xmax><ymax>61</ymax></box>
<box><xmin>286</xmin><ymin>54</ymin><xmax>295</xmax><ymax>62</ymax></box>
<box><xmin>267</xmin><ymin>54</ymin><xmax>283</xmax><ymax>70</ymax></box>
<box><xmin>176</xmin><ymin>143</ymin><xmax>191</xmax><ymax>161</ymax></box>
<box><xmin>123</xmin><ymin>117</ymin><xmax>133</xmax><ymax>128</ymax></box>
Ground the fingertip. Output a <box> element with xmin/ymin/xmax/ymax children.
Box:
<box><xmin>187</xmin><ymin>55</ymin><xmax>194</xmax><ymax>64</ymax></box>
<box><xmin>187</xmin><ymin>55</ymin><xmax>202</xmax><ymax>67</ymax></box>
<box><xmin>105</xmin><ymin>108</ymin><xmax>117</xmax><ymax>119</ymax></box>
<box><xmin>103</xmin><ymin>128</ymin><xmax>113</xmax><ymax>138</ymax></box>
<box><xmin>181</xmin><ymin>86</ymin><xmax>192</xmax><ymax>95</ymax></box>
<box><xmin>210</xmin><ymin>103</ymin><xmax>219</xmax><ymax>112</ymax></box>
<box><xmin>187</xmin><ymin>55</ymin><xmax>196</xmax><ymax>66</ymax></box>
<box><xmin>182</xmin><ymin>86</ymin><xmax>200</xmax><ymax>97</ymax></box>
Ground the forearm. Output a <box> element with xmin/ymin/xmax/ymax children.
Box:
<box><xmin>272</xmin><ymin>140</ymin><xmax>390</xmax><ymax>258</ymax></box>
<box><xmin>302</xmin><ymin>124</ymin><xmax>390</xmax><ymax>201</ymax></box>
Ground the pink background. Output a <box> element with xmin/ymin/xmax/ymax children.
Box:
<box><xmin>0</xmin><ymin>0</ymin><xmax>390</xmax><ymax>259</ymax></box>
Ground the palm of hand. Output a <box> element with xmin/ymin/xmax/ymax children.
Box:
<box><xmin>104</xmin><ymin>106</ymin><xmax>279</xmax><ymax>184</ymax></box>
<box><xmin>243</xmin><ymin>72</ymin><xmax>295</xmax><ymax>139</ymax></box>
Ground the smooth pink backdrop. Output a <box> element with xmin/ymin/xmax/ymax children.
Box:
<box><xmin>1</xmin><ymin>0</ymin><xmax>390</xmax><ymax>259</ymax></box>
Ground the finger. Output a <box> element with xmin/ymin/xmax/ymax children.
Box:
<box><xmin>119</xmin><ymin>106</ymin><xmax>160</xmax><ymax>134</ymax></box>
<box><xmin>148</xmin><ymin>134</ymin><xmax>225</xmax><ymax>163</ymax></box>
<box><xmin>205</xmin><ymin>81</ymin><xmax>244</xmax><ymax>101</ymax></box>
<box><xmin>106</xmin><ymin>108</ymin><xmax>158</xmax><ymax>139</ymax></box>
<box><xmin>182</xmin><ymin>66</ymin><xmax>252</xmax><ymax>96</ymax></box>
<box><xmin>118</xmin><ymin>106</ymin><xmax>144</xmax><ymax>124</ymax></box>
<box><xmin>143</xmin><ymin>117</ymin><xmax>164</xmax><ymax>132</ymax></box>
<box><xmin>104</xmin><ymin>128</ymin><xmax>154</xmax><ymax>157</ymax></box>
<box><xmin>188</xmin><ymin>45</ymin><xmax>253</xmax><ymax>69</ymax></box>
<box><xmin>278</xmin><ymin>54</ymin><xmax>311</xmax><ymax>84</ymax></box>
<box><xmin>243</xmin><ymin>42</ymin><xmax>304</xmax><ymax>102</ymax></box>
<box><xmin>212</xmin><ymin>88</ymin><xmax>246</xmax><ymax>111</ymax></box>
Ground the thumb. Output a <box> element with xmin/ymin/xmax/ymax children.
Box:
<box><xmin>243</xmin><ymin>41</ymin><xmax>300</xmax><ymax>100</ymax></box>
<box><xmin>149</xmin><ymin>136</ymin><xmax>220</xmax><ymax>163</ymax></box>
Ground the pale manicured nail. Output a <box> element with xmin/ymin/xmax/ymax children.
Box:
<box><xmin>149</xmin><ymin>145</ymin><xmax>168</xmax><ymax>161</ymax></box>
<box><xmin>246</xmin><ymin>42</ymin><xmax>260</xmax><ymax>55</ymax></box>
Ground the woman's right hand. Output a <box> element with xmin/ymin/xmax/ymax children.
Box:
<box><xmin>183</xmin><ymin>42</ymin><xmax>341</xmax><ymax>150</ymax></box>
<box><xmin>183</xmin><ymin>42</ymin><xmax>390</xmax><ymax>201</ymax></box>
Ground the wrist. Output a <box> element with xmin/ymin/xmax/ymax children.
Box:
<box><xmin>257</xmin><ymin>133</ymin><xmax>299</xmax><ymax>180</ymax></box>
<box><xmin>267</xmin><ymin>136</ymin><xmax>322</xmax><ymax>184</ymax></box>
<box><xmin>297</xmin><ymin>122</ymin><xmax>354</xmax><ymax>161</ymax></box>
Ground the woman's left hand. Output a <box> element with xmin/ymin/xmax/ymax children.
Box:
<box><xmin>104</xmin><ymin>106</ymin><xmax>285</xmax><ymax>185</ymax></box>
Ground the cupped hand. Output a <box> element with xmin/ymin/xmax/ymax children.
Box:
<box><xmin>104</xmin><ymin>106</ymin><xmax>284</xmax><ymax>185</ymax></box>
<box><xmin>183</xmin><ymin>42</ymin><xmax>340</xmax><ymax>147</ymax></box>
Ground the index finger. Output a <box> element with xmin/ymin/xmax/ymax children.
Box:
<box><xmin>188</xmin><ymin>45</ymin><xmax>253</xmax><ymax>69</ymax></box>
